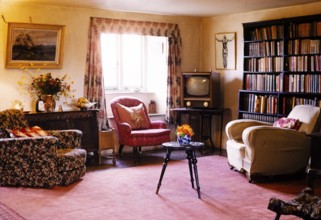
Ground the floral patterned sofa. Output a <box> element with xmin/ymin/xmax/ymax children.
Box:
<box><xmin>0</xmin><ymin>109</ymin><xmax>87</xmax><ymax>188</ymax></box>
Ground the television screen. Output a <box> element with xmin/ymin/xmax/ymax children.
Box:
<box><xmin>186</xmin><ymin>76</ymin><xmax>210</xmax><ymax>96</ymax></box>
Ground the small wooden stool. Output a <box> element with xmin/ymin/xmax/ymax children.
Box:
<box><xmin>98</xmin><ymin>129</ymin><xmax>117</xmax><ymax>164</ymax></box>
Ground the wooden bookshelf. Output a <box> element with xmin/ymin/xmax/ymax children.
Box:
<box><xmin>239</xmin><ymin>14</ymin><xmax>321</xmax><ymax>123</ymax></box>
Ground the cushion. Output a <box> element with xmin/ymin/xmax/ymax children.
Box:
<box><xmin>7</xmin><ymin>126</ymin><xmax>49</xmax><ymax>138</ymax></box>
<box><xmin>116</xmin><ymin>103</ymin><xmax>150</xmax><ymax>129</ymax></box>
<box><xmin>273</xmin><ymin>117</ymin><xmax>302</xmax><ymax>130</ymax></box>
<box><xmin>287</xmin><ymin>105</ymin><xmax>321</xmax><ymax>134</ymax></box>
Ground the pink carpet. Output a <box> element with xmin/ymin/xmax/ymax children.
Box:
<box><xmin>0</xmin><ymin>155</ymin><xmax>319</xmax><ymax>220</ymax></box>
<box><xmin>0</xmin><ymin>202</ymin><xmax>26</xmax><ymax>220</ymax></box>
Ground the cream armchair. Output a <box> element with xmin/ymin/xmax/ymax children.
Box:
<box><xmin>226</xmin><ymin>105</ymin><xmax>321</xmax><ymax>182</ymax></box>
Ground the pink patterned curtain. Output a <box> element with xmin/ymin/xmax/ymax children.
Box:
<box><xmin>84</xmin><ymin>17</ymin><xmax>182</xmax><ymax>128</ymax></box>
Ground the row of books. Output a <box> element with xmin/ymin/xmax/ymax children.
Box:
<box><xmin>285</xmin><ymin>74</ymin><xmax>321</xmax><ymax>93</ymax></box>
<box><xmin>246</xmin><ymin>39</ymin><xmax>321</xmax><ymax>57</ymax></box>
<box><xmin>287</xmin><ymin>56</ymin><xmax>308</xmax><ymax>71</ymax></box>
<box><xmin>245</xmin><ymin>74</ymin><xmax>281</xmax><ymax>92</ymax></box>
<box><xmin>246</xmin><ymin>56</ymin><xmax>321</xmax><ymax>72</ymax></box>
<box><xmin>288</xmin><ymin>39</ymin><xmax>321</xmax><ymax>55</ymax></box>
<box><xmin>246</xmin><ymin>41</ymin><xmax>284</xmax><ymax>57</ymax></box>
<box><xmin>248</xmin><ymin>25</ymin><xmax>284</xmax><ymax>41</ymax></box>
<box><xmin>288</xmin><ymin>21</ymin><xmax>321</xmax><ymax>38</ymax></box>
<box><xmin>247</xmin><ymin>21</ymin><xmax>321</xmax><ymax>41</ymax></box>
<box><xmin>241</xmin><ymin>113</ymin><xmax>277</xmax><ymax>123</ymax></box>
<box><xmin>245</xmin><ymin>57</ymin><xmax>283</xmax><ymax>72</ymax></box>
<box><xmin>281</xmin><ymin>97</ymin><xmax>320</xmax><ymax>115</ymax></box>
<box><xmin>242</xmin><ymin>94</ymin><xmax>278</xmax><ymax>114</ymax></box>
<box><xmin>287</xmin><ymin>55</ymin><xmax>321</xmax><ymax>71</ymax></box>
<box><xmin>245</xmin><ymin>73</ymin><xmax>321</xmax><ymax>93</ymax></box>
<box><xmin>241</xmin><ymin>95</ymin><xmax>320</xmax><ymax>117</ymax></box>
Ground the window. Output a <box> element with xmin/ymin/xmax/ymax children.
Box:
<box><xmin>101</xmin><ymin>34</ymin><xmax>168</xmax><ymax>92</ymax></box>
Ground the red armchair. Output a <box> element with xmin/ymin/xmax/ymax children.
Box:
<box><xmin>110</xmin><ymin>96</ymin><xmax>170</xmax><ymax>159</ymax></box>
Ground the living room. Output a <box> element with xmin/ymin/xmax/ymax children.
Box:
<box><xmin>1</xmin><ymin>0</ymin><xmax>321</xmax><ymax>219</ymax></box>
<box><xmin>0</xmin><ymin>0</ymin><xmax>320</xmax><ymax>138</ymax></box>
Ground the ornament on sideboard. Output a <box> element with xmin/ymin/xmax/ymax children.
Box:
<box><xmin>12</xmin><ymin>100</ymin><xmax>23</xmax><ymax>111</ymax></box>
<box><xmin>44</xmin><ymin>95</ymin><xmax>56</xmax><ymax>112</ymax></box>
<box><xmin>35</xmin><ymin>94</ymin><xmax>44</xmax><ymax>112</ymax></box>
<box><xmin>75</xmin><ymin>97</ymin><xmax>96</xmax><ymax>111</ymax></box>
<box><xmin>149</xmin><ymin>100</ymin><xmax>156</xmax><ymax>114</ymax></box>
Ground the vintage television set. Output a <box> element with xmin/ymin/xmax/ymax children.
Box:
<box><xmin>181</xmin><ymin>71</ymin><xmax>220</xmax><ymax>108</ymax></box>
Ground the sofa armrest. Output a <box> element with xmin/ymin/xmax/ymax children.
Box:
<box><xmin>46</xmin><ymin>129</ymin><xmax>83</xmax><ymax>149</ymax></box>
<box><xmin>150</xmin><ymin>120</ymin><xmax>167</xmax><ymax>129</ymax></box>
<box><xmin>226</xmin><ymin>119</ymin><xmax>272</xmax><ymax>141</ymax></box>
<box><xmin>116</xmin><ymin>122</ymin><xmax>132</xmax><ymax>140</ymax></box>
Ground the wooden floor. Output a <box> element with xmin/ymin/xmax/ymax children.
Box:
<box><xmin>86</xmin><ymin>145</ymin><xmax>226</xmax><ymax>171</ymax></box>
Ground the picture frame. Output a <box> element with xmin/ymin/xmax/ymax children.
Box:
<box><xmin>6</xmin><ymin>22</ymin><xmax>65</xmax><ymax>69</ymax></box>
<box><xmin>215</xmin><ymin>32</ymin><xmax>236</xmax><ymax>70</ymax></box>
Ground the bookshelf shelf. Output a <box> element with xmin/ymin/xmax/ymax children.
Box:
<box><xmin>239</xmin><ymin>14</ymin><xmax>321</xmax><ymax>123</ymax></box>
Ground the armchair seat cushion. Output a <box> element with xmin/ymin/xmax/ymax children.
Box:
<box><xmin>131</xmin><ymin>128</ymin><xmax>170</xmax><ymax>137</ymax></box>
<box><xmin>56</xmin><ymin>148</ymin><xmax>86</xmax><ymax>186</ymax></box>
<box><xmin>57</xmin><ymin>168</ymin><xmax>86</xmax><ymax>186</ymax></box>
<box><xmin>57</xmin><ymin>148</ymin><xmax>87</xmax><ymax>172</ymax></box>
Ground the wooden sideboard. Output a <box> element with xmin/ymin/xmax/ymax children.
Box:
<box><xmin>24</xmin><ymin>110</ymin><xmax>99</xmax><ymax>154</ymax></box>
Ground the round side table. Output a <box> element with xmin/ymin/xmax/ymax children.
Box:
<box><xmin>155</xmin><ymin>141</ymin><xmax>205</xmax><ymax>199</ymax></box>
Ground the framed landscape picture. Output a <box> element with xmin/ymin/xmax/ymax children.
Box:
<box><xmin>215</xmin><ymin>32</ymin><xmax>236</xmax><ymax>70</ymax></box>
<box><xmin>6</xmin><ymin>22</ymin><xmax>65</xmax><ymax>69</ymax></box>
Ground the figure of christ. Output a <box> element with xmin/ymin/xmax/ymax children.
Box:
<box><xmin>216</xmin><ymin>34</ymin><xmax>234</xmax><ymax>68</ymax></box>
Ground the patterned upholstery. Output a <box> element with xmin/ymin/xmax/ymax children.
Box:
<box><xmin>0</xmin><ymin>109</ymin><xmax>86</xmax><ymax>188</ymax></box>
<box><xmin>110</xmin><ymin>96</ymin><xmax>170</xmax><ymax>157</ymax></box>
<box><xmin>268</xmin><ymin>187</ymin><xmax>321</xmax><ymax>220</ymax></box>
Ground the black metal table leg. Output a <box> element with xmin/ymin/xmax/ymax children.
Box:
<box><xmin>190</xmin><ymin>150</ymin><xmax>201</xmax><ymax>199</ymax></box>
<box><xmin>156</xmin><ymin>149</ymin><xmax>172</xmax><ymax>194</ymax></box>
<box><xmin>186</xmin><ymin>150</ymin><xmax>195</xmax><ymax>189</ymax></box>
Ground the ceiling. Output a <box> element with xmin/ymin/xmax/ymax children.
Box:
<box><xmin>8</xmin><ymin>0</ymin><xmax>321</xmax><ymax>17</ymax></box>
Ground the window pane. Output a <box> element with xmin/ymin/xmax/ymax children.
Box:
<box><xmin>101</xmin><ymin>34</ymin><xmax>118</xmax><ymax>90</ymax></box>
<box><xmin>101</xmin><ymin>33</ymin><xmax>167</xmax><ymax>95</ymax></box>
<box><xmin>146</xmin><ymin>36</ymin><xmax>168</xmax><ymax>92</ymax></box>
<box><xmin>122</xmin><ymin>34</ymin><xmax>142</xmax><ymax>90</ymax></box>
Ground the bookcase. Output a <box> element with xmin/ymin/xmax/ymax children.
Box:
<box><xmin>239</xmin><ymin>14</ymin><xmax>321</xmax><ymax>123</ymax></box>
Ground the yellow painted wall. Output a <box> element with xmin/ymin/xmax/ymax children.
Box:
<box><xmin>0</xmin><ymin>1</ymin><xmax>202</xmax><ymax>111</ymax></box>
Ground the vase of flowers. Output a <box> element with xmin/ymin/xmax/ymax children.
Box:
<box><xmin>26</xmin><ymin>72</ymin><xmax>74</xmax><ymax>112</ymax></box>
<box><xmin>43</xmin><ymin>95</ymin><xmax>56</xmax><ymax>112</ymax></box>
<box><xmin>176</xmin><ymin>124</ymin><xmax>195</xmax><ymax>146</ymax></box>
